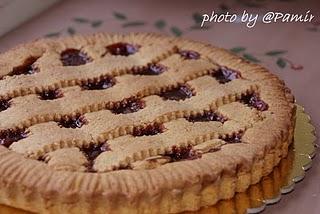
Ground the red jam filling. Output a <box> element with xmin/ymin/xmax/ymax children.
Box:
<box><xmin>187</xmin><ymin>110</ymin><xmax>227</xmax><ymax>123</ymax></box>
<box><xmin>58</xmin><ymin>115</ymin><xmax>87</xmax><ymax>128</ymax></box>
<box><xmin>112</xmin><ymin>98</ymin><xmax>146</xmax><ymax>114</ymax></box>
<box><xmin>133</xmin><ymin>123</ymin><xmax>164</xmax><ymax>136</ymax></box>
<box><xmin>212</xmin><ymin>67</ymin><xmax>241</xmax><ymax>84</ymax></box>
<box><xmin>81</xmin><ymin>76</ymin><xmax>115</xmax><ymax>90</ymax></box>
<box><xmin>60</xmin><ymin>49</ymin><xmax>92</xmax><ymax>66</ymax></box>
<box><xmin>160</xmin><ymin>85</ymin><xmax>194</xmax><ymax>101</ymax></box>
<box><xmin>106</xmin><ymin>43</ymin><xmax>140</xmax><ymax>56</ymax></box>
<box><xmin>179</xmin><ymin>50</ymin><xmax>200</xmax><ymax>60</ymax></box>
<box><xmin>38</xmin><ymin>89</ymin><xmax>63</xmax><ymax>100</ymax></box>
<box><xmin>0</xmin><ymin>129</ymin><xmax>28</xmax><ymax>148</ymax></box>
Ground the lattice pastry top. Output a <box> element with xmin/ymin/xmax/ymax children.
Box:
<box><xmin>0</xmin><ymin>33</ymin><xmax>295</xmax><ymax>213</ymax></box>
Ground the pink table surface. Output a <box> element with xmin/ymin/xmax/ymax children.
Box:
<box><xmin>0</xmin><ymin>0</ymin><xmax>319</xmax><ymax>213</ymax></box>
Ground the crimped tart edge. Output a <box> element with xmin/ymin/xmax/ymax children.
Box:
<box><xmin>0</xmin><ymin>134</ymin><xmax>294</xmax><ymax>213</ymax></box>
<box><xmin>0</xmin><ymin>32</ymin><xmax>296</xmax><ymax>213</ymax></box>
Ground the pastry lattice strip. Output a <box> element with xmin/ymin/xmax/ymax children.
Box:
<box><xmin>94</xmin><ymin>118</ymin><xmax>247</xmax><ymax>172</ymax></box>
<box><xmin>0</xmin><ymin>54</ymin><xmax>217</xmax><ymax>130</ymax></box>
<box><xmin>1</xmin><ymin>33</ymin><xmax>278</xmax><ymax>175</ymax></box>
<box><xmin>42</xmin><ymin>99</ymin><xmax>262</xmax><ymax>173</ymax></box>
<box><xmin>10</xmin><ymin>76</ymin><xmax>259</xmax><ymax>159</ymax></box>
<box><xmin>0</xmin><ymin>34</ymin><xmax>176</xmax><ymax>99</ymax></box>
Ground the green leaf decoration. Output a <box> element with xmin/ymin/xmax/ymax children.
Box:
<box><xmin>230</xmin><ymin>47</ymin><xmax>246</xmax><ymax>53</ymax></box>
<box><xmin>277</xmin><ymin>0</ymin><xmax>297</xmax><ymax>2</ymax></box>
<box><xmin>236</xmin><ymin>0</ymin><xmax>262</xmax><ymax>8</ymax></box>
<box><xmin>265</xmin><ymin>50</ymin><xmax>287</xmax><ymax>56</ymax></box>
<box><xmin>67</xmin><ymin>27</ymin><xmax>76</xmax><ymax>35</ymax></box>
<box><xmin>154</xmin><ymin>20</ymin><xmax>166</xmax><ymax>30</ymax></box>
<box><xmin>219</xmin><ymin>4</ymin><xmax>230</xmax><ymax>12</ymax></box>
<box><xmin>122</xmin><ymin>21</ymin><xmax>146</xmax><ymax>28</ymax></box>
<box><xmin>44</xmin><ymin>32</ymin><xmax>60</xmax><ymax>38</ymax></box>
<box><xmin>192</xmin><ymin>12</ymin><xmax>203</xmax><ymax>24</ymax></box>
<box><xmin>190</xmin><ymin>25</ymin><xmax>210</xmax><ymax>30</ymax></box>
<box><xmin>73</xmin><ymin>17</ymin><xmax>90</xmax><ymax>23</ymax></box>
<box><xmin>91</xmin><ymin>20</ymin><xmax>103</xmax><ymax>28</ymax></box>
<box><xmin>170</xmin><ymin>26</ymin><xmax>183</xmax><ymax>37</ymax></box>
<box><xmin>243</xmin><ymin>53</ymin><xmax>260</xmax><ymax>62</ymax></box>
<box><xmin>113</xmin><ymin>12</ymin><xmax>127</xmax><ymax>20</ymax></box>
<box><xmin>276</xmin><ymin>58</ymin><xmax>287</xmax><ymax>68</ymax></box>
<box><xmin>307</xmin><ymin>27</ymin><xmax>317</xmax><ymax>32</ymax></box>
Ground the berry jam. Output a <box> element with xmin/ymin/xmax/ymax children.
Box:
<box><xmin>82</xmin><ymin>143</ymin><xmax>110</xmax><ymax>172</ymax></box>
<box><xmin>0</xmin><ymin>99</ymin><xmax>10</xmax><ymax>112</ymax></box>
<box><xmin>38</xmin><ymin>89</ymin><xmax>63</xmax><ymax>100</ymax></box>
<box><xmin>81</xmin><ymin>76</ymin><xmax>115</xmax><ymax>90</ymax></box>
<box><xmin>9</xmin><ymin>57</ymin><xmax>39</xmax><ymax>76</ymax></box>
<box><xmin>134</xmin><ymin>64</ymin><xmax>167</xmax><ymax>75</ymax></box>
<box><xmin>106</xmin><ymin>43</ymin><xmax>139</xmax><ymax>56</ymax></box>
<box><xmin>58</xmin><ymin>115</ymin><xmax>87</xmax><ymax>128</ymax></box>
<box><xmin>222</xmin><ymin>132</ymin><xmax>243</xmax><ymax>144</ymax></box>
<box><xmin>212</xmin><ymin>67</ymin><xmax>240</xmax><ymax>84</ymax></box>
<box><xmin>60</xmin><ymin>49</ymin><xmax>92</xmax><ymax>66</ymax></box>
<box><xmin>160</xmin><ymin>85</ymin><xmax>194</xmax><ymax>101</ymax></box>
<box><xmin>187</xmin><ymin>111</ymin><xmax>227</xmax><ymax>123</ymax></box>
<box><xmin>165</xmin><ymin>145</ymin><xmax>201</xmax><ymax>161</ymax></box>
<box><xmin>112</xmin><ymin>98</ymin><xmax>146</xmax><ymax>114</ymax></box>
<box><xmin>0</xmin><ymin>129</ymin><xmax>28</xmax><ymax>148</ymax></box>
<box><xmin>241</xmin><ymin>93</ymin><xmax>269</xmax><ymax>111</ymax></box>
<box><xmin>179</xmin><ymin>50</ymin><xmax>200</xmax><ymax>60</ymax></box>
<box><xmin>82</xmin><ymin>143</ymin><xmax>110</xmax><ymax>161</ymax></box>
<box><xmin>133</xmin><ymin>123</ymin><xmax>164</xmax><ymax>136</ymax></box>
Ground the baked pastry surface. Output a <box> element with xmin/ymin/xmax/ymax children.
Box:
<box><xmin>0</xmin><ymin>33</ymin><xmax>295</xmax><ymax>213</ymax></box>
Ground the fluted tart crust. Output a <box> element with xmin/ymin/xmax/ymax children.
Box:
<box><xmin>0</xmin><ymin>33</ymin><xmax>295</xmax><ymax>213</ymax></box>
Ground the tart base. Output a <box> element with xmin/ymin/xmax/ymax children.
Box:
<box><xmin>0</xmin><ymin>120</ymin><xmax>294</xmax><ymax>214</ymax></box>
<box><xmin>0</xmin><ymin>33</ymin><xmax>299</xmax><ymax>214</ymax></box>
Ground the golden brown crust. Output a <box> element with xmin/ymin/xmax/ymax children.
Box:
<box><xmin>0</xmin><ymin>32</ymin><xmax>295</xmax><ymax>213</ymax></box>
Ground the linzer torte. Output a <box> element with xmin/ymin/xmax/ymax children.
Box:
<box><xmin>0</xmin><ymin>33</ymin><xmax>295</xmax><ymax>213</ymax></box>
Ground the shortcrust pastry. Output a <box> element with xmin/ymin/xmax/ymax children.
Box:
<box><xmin>0</xmin><ymin>33</ymin><xmax>295</xmax><ymax>213</ymax></box>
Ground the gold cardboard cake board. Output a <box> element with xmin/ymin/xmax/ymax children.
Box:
<box><xmin>185</xmin><ymin>104</ymin><xmax>316</xmax><ymax>214</ymax></box>
<box><xmin>0</xmin><ymin>105</ymin><xmax>316</xmax><ymax>214</ymax></box>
